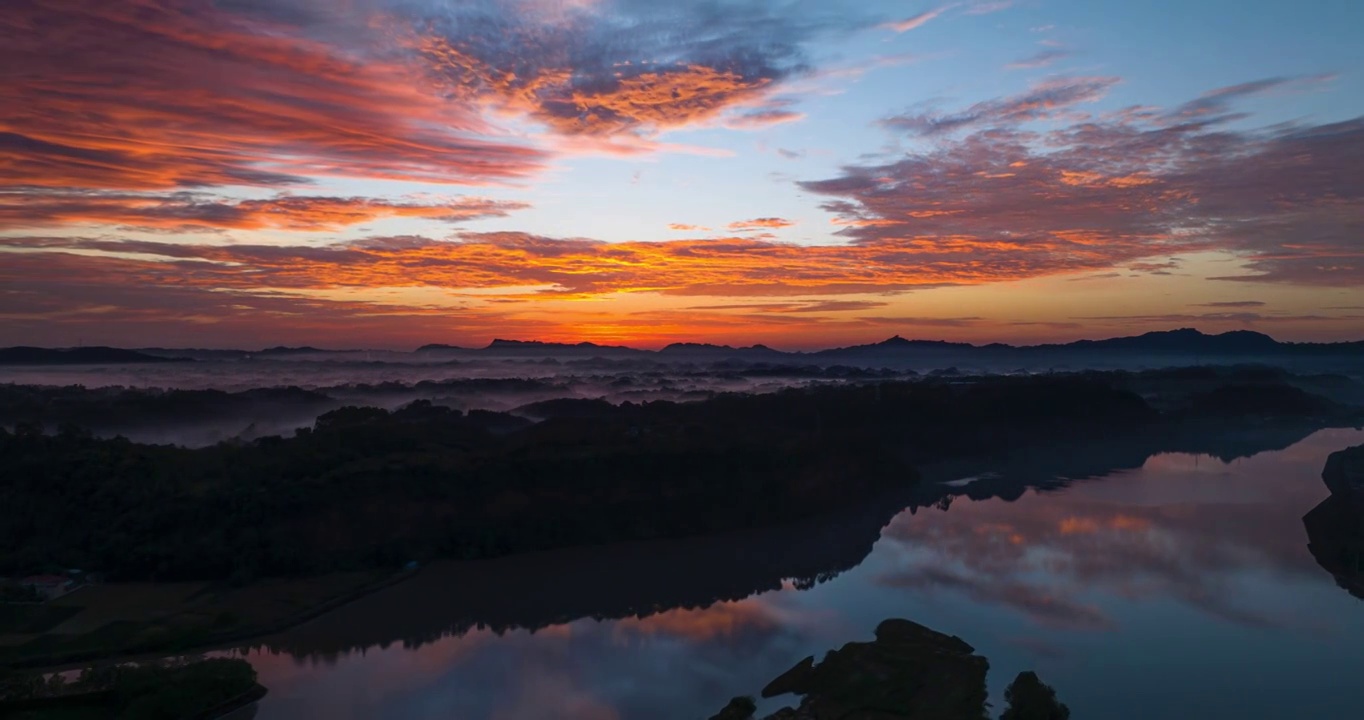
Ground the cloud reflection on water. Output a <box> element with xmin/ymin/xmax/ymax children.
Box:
<box><xmin>238</xmin><ymin>428</ymin><xmax>1364</xmax><ymax>719</ymax></box>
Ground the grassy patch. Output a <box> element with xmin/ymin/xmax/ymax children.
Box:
<box><xmin>0</xmin><ymin>604</ymin><xmax>83</xmax><ymax>634</ymax></box>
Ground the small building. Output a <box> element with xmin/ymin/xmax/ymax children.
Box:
<box><xmin>19</xmin><ymin>574</ymin><xmax>75</xmax><ymax>600</ymax></box>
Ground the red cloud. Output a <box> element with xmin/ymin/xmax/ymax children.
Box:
<box><xmin>0</xmin><ymin>0</ymin><xmax>544</xmax><ymax>191</ymax></box>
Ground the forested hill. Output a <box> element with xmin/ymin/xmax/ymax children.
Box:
<box><xmin>0</xmin><ymin>347</ymin><xmax>188</xmax><ymax>365</ymax></box>
<box><xmin>2</xmin><ymin>368</ymin><xmax>1360</xmax><ymax>582</ymax></box>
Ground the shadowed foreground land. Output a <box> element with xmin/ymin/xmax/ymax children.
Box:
<box><xmin>1</xmin><ymin>367</ymin><xmax>1361</xmax><ymax>669</ymax></box>
<box><xmin>5</xmin><ymin>367</ymin><xmax>1359</xmax><ymax>583</ymax></box>
<box><xmin>0</xmin><ymin>657</ymin><xmax>263</xmax><ymax>720</ymax></box>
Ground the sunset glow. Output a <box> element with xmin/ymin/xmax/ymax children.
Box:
<box><xmin>3</xmin><ymin>0</ymin><xmax>1362</xmax><ymax>348</ymax></box>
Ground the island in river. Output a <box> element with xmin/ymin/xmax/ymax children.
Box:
<box><xmin>707</xmin><ymin>618</ymin><xmax>1070</xmax><ymax>720</ymax></box>
<box><xmin>1303</xmin><ymin>443</ymin><xmax>1364</xmax><ymax>600</ymax></box>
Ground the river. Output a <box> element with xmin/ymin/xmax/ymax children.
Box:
<box><xmin>222</xmin><ymin>427</ymin><xmax>1364</xmax><ymax>719</ymax></box>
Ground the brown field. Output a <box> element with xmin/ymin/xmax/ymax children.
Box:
<box><xmin>46</xmin><ymin>582</ymin><xmax>207</xmax><ymax>635</ymax></box>
<box><xmin>195</xmin><ymin>572</ymin><xmax>376</xmax><ymax>627</ymax></box>
<box><xmin>0</xmin><ymin>570</ymin><xmax>397</xmax><ymax>667</ymax></box>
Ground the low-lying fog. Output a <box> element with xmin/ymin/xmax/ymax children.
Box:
<box><xmin>3</xmin><ymin>350</ymin><xmax>1361</xmax><ymax>448</ymax></box>
<box><xmin>0</xmin><ymin>358</ymin><xmax>897</xmax><ymax>447</ymax></box>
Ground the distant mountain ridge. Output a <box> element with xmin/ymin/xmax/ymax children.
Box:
<box><xmin>5</xmin><ymin>329</ymin><xmax>1363</xmax><ymax>366</ymax></box>
<box><xmin>0</xmin><ymin>347</ymin><xmax>190</xmax><ymax>365</ymax></box>
<box><xmin>658</xmin><ymin>342</ymin><xmax>787</xmax><ymax>359</ymax></box>
<box><xmin>436</xmin><ymin>328</ymin><xmax>1364</xmax><ymax>364</ymax></box>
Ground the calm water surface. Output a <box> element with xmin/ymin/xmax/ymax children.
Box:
<box><xmin>227</xmin><ymin>427</ymin><xmax>1364</xmax><ymax>720</ymax></box>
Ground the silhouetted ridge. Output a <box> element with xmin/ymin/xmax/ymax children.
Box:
<box><xmin>11</xmin><ymin>326</ymin><xmax>1364</xmax><ymax>366</ymax></box>
<box><xmin>869</xmin><ymin>335</ymin><xmax>973</xmax><ymax>350</ymax></box>
<box><xmin>0</xmin><ymin>346</ymin><xmax>189</xmax><ymax>365</ymax></box>
<box><xmin>483</xmin><ymin>338</ymin><xmax>643</xmax><ymax>355</ymax></box>
<box><xmin>875</xmin><ymin>334</ymin><xmax>970</xmax><ymax>348</ymax></box>
<box><xmin>658</xmin><ymin>342</ymin><xmax>787</xmax><ymax>359</ymax></box>
<box><xmin>1055</xmin><ymin>328</ymin><xmax>1280</xmax><ymax>353</ymax></box>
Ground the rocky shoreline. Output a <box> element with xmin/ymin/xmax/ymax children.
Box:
<box><xmin>708</xmin><ymin>619</ymin><xmax>1068</xmax><ymax>720</ymax></box>
<box><xmin>1304</xmin><ymin>443</ymin><xmax>1364</xmax><ymax>600</ymax></box>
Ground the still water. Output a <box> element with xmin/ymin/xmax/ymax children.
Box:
<box><xmin>228</xmin><ymin>427</ymin><xmax>1364</xmax><ymax>719</ymax></box>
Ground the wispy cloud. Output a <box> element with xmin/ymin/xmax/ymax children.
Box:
<box><xmin>882</xmin><ymin>76</ymin><xmax>1121</xmax><ymax>135</ymax></box>
<box><xmin>686</xmin><ymin>300</ymin><xmax>889</xmax><ymax>314</ymax></box>
<box><xmin>1167</xmin><ymin>74</ymin><xmax>1336</xmax><ymax>122</ymax></box>
<box><xmin>808</xmin><ymin>77</ymin><xmax>1364</xmax><ymax>287</ymax></box>
<box><xmin>1195</xmin><ymin>301</ymin><xmax>1266</xmax><ymax>309</ymax></box>
<box><xmin>0</xmin><ymin>191</ymin><xmax>528</xmax><ymax>231</ymax></box>
<box><xmin>965</xmin><ymin>0</ymin><xmax>1014</xmax><ymax>15</ymax></box>
<box><xmin>723</xmin><ymin>98</ymin><xmax>807</xmax><ymax>129</ymax></box>
<box><xmin>880</xmin><ymin>6</ymin><xmax>952</xmax><ymax>33</ymax></box>
<box><xmin>1075</xmin><ymin>312</ymin><xmax>1336</xmax><ymax>324</ymax></box>
<box><xmin>1006</xmin><ymin>49</ymin><xmax>1070</xmax><ymax>70</ymax></box>
<box><xmin>728</xmin><ymin>217</ymin><xmax>796</xmax><ymax>231</ymax></box>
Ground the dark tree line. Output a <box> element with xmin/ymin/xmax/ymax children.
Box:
<box><xmin>2</xmin><ymin>370</ymin><xmax>1351</xmax><ymax>582</ymax></box>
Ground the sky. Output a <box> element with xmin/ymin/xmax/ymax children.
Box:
<box><xmin>2</xmin><ymin>0</ymin><xmax>1362</xmax><ymax>350</ymax></box>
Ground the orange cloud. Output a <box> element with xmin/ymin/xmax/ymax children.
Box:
<box><xmin>728</xmin><ymin>217</ymin><xmax>795</xmax><ymax>231</ymax></box>
<box><xmin>1058</xmin><ymin>517</ymin><xmax>1100</xmax><ymax>535</ymax></box>
<box><xmin>3</xmin><ymin>242</ymin><xmax>1360</xmax><ymax>349</ymax></box>
<box><xmin>0</xmin><ymin>228</ymin><xmax>1146</xmax><ymax>348</ymax></box>
<box><xmin>418</xmin><ymin>34</ymin><xmax>779</xmax><ymax>137</ymax></box>
<box><xmin>0</xmin><ymin>193</ymin><xmax>529</xmax><ymax>231</ymax></box>
<box><xmin>408</xmin><ymin>2</ymin><xmax>831</xmax><ymax>138</ymax></box>
<box><xmin>1059</xmin><ymin>514</ymin><xmax>1151</xmax><ymax>535</ymax></box>
<box><xmin>1</xmin><ymin>230</ymin><xmax>1135</xmax><ymax>299</ymax></box>
<box><xmin>563</xmin><ymin>66</ymin><xmax>775</xmax><ymax>135</ymax></box>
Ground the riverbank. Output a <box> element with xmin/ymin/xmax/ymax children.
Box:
<box><xmin>1</xmin><ymin>568</ymin><xmax>415</xmax><ymax>671</ymax></box>
<box><xmin>4</xmin><ymin>369</ymin><xmax>1361</xmax><ymax>673</ymax></box>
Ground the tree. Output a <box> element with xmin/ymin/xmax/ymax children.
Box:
<box><xmin>1001</xmin><ymin>671</ymin><xmax>1070</xmax><ymax>720</ymax></box>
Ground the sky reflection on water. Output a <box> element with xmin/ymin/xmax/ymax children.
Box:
<box><xmin>234</xmin><ymin>427</ymin><xmax>1364</xmax><ymax>720</ymax></box>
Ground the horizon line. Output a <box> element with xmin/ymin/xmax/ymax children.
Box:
<box><xmin>7</xmin><ymin>326</ymin><xmax>1363</xmax><ymax>355</ymax></box>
